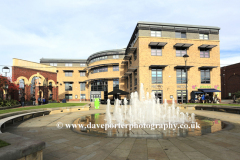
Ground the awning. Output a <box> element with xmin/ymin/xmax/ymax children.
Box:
<box><xmin>198</xmin><ymin>66</ymin><xmax>217</xmax><ymax>70</ymax></box>
<box><xmin>123</xmin><ymin>55</ymin><xmax>132</xmax><ymax>60</ymax></box>
<box><xmin>63</xmin><ymin>70</ymin><xmax>74</xmax><ymax>72</ymax></box>
<box><xmin>63</xmin><ymin>81</ymin><xmax>74</xmax><ymax>83</ymax></box>
<box><xmin>126</xmin><ymin>47</ymin><xmax>137</xmax><ymax>55</ymax></box>
<box><xmin>121</xmin><ymin>75</ymin><xmax>128</xmax><ymax>78</ymax></box>
<box><xmin>78</xmin><ymin>70</ymin><xmax>86</xmax><ymax>72</ymax></box>
<box><xmin>121</xmin><ymin>61</ymin><xmax>128</xmax><ymax>64</ymax></box>
<box><xmin>124</xmin><ymin>72</ymin><xmax>133</xmax><ymax>76</ymax></box>
<box><xmin>174</xmin><ymin>43</ymin><xmax>193</xmax><ymax>48</ymax></box>
<box><xmin>174</xmin><ymin>65</ymin><xmax>194</xmax><ymax>69</ymax></box>
<box><xmin>86</xmin><ymin>63</ymin><xmax>119</xmax><ymax>70</ymax></box>
<box><xmin>149</xmin><ymin>65</ymin><xmax>168</xmax><ymax>69</ymax></box>
<box><xmin>127</xmin><ymin>67</ymin><xmax>137</xmax><ymax>72</ymax></box>
<box><xmin>198</xmin><ymin>89</ymin><xmax>221</xmax><ymax>92</ymax></box>
<box><xmin>108</xmin><ymin>89</ymin><xmax>129</xmax><ymax>95</ymax></box>
<box><xmin>149</xmin><ymin>42</ymin><xmax>167</xmax><ymax>47</ymax></box>
<box><xmin>198</xmin><ymin>44</ymin><xmax>217</xmax><ymax>49</ymax></box>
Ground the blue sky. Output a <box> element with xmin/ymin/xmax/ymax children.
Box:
<box><xmin>0</xmin><ymin>0</ymin><xmax>239</xmax><ymax>76</ymax></box>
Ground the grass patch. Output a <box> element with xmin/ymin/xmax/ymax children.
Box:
<box><xmin>186</xmin><ymin>103</ymin><xmax>240</xmax><ymax>106</ymax></box>
<box><xmin>0</xmin><ymin>140</ymin><xmax>10</xmax><ymax>148</ymax></box>
<box><xmin>0</xmin><ymin>103</ymin><xmax>87</xmax><ymax>115</ymax></box>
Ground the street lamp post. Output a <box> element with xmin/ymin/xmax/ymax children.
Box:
<box><xmin>183</xmin><ymin>54</ymin><xmax>189</xmax><ymax>104</ymax></box>
<box><xmin>2</xmin><ymin>66</ymin><xmax>10</xmax><ymax>77</ymax></box>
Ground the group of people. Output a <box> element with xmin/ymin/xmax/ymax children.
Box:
<box><xmin>196</xmin><ymin>94</ymin><xmax>219</xmax><ymax>103</ymax></box>
<box><xmin>20</xmin><ymin>97</ymin><xmax>46</xmax><ymax>107</ymax></box>
<box><xmin>37</xmin><ymin>97</ymin><xmax>46</xmax><ymax>105</ymax></box>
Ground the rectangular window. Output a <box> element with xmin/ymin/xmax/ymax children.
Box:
<box><xmin>65</xmin><ymin>63</ymin><xmax>72</xmax><ymax>67</ymax></box>
<box><xmin>93</xmin><ymin>66</ymin><xmax>108</xmax><ymax>73</ymax></box>
<box><xmin>200</xmin><ymin>49</ymin><xmax>210</xmax><ymax>58</ymax></box>
<box><xmin>177</xmin><ymin>90</ymin><xmax>187</xmax><ymax>104</ymax></box>
<box><xmin>80</xmin><ymin>63</ymin><xmax>86</xmax><ymax>67</ymax></box>
<box><xmin>80</xmin><ymin>83</ymin><xmax>85</xmax><ymax>91</ymax></box>
<box><xmin>134</xmin><ymin>71</ymin><xmax>137</xmax><ymax>86</ymax></box>
<box><xmin>65</xmin><ymin>72</ymin><xmax>72</xmax><ymax>77</ymax></box>
<box><xmin>50</xmin><ymin>63</ymin><xmax>57</xmax><ymax>66</ymax></box>
<box><xmin>130</xmin><ymin>74</ymin><xmax>132</xmax><ymax>88</ymax></box>
<box><xmin>201</xmin><ymin>69</ymin><xmax>210</xmax><ymax>84</ymax></box>
<box><xmin>113</xmin><ymin>55</ymin><xmax>119</xmax><ymax>59</ymax></box>
<box><xmin>177</xmin><ymin>69</ymin><xmax>186</xmax><ymax>84</ymax></box>
<box><xmin>199</xmin><ymin>34</ymin><xmax>209</xmax><ymax>40</ymax></box>
<box><xmin>176</xmin><ymin>32</ymin><xmax>186</xmax><ymax>38</ymax></box>
<box><xmin>176</xmin><ymin>48</ymin><xmax>187</xmax><ymax>57</ymax></box>
<box><xmin>129</xmin><ymin>57</ymin><xmax>132</xmax><ymax>65</ymax></box>
<box><xmin>80</xmin><ymin>94</ymin><xmax>86</xmax><ymax>100</ymax></box>
<box><xmin>65</xmin><ymin>83</ymin><xmax>73</xmax><ymax>91</ymax></box>
<box><xmin>152</xmin><ymin>69</ymin><xmax>162</xmax><ymax>84</ymax></box>
<box><xmin>113</xmin><ymin>79</ymin><xmax>119</xmax><ymax>90</ymax></box>
<box><xmin>113</xmin><ymin>65</ymin><xmax>119</xmax><ymax>71</ymax></box>
<box><xmin>151</xmin><ymin>31</ymin><xmax>161</xmax><ymax>37</ymax></box>
<box><xmin>80</xmin><ymin>72</ymin><xmax>86</xmax><ymax>77</ymax></box>
<box><xmin>126</xmin><ymin>77</ymin><xmax>128</xmax><ymax>89</ymax></box>
<box><xmin>65</xmin><ymin>94</ymin><xmax>72</xmax><ymax>99</ymax></box>
<box><xmin>134</xmin><ymin>50</ymin><xmax>137</xmax><ymax>60</ymax></box>
<box><xmin>151</xmin><ymin>46</ymin><xmax>162</xmax><ymax>56</ymax></box>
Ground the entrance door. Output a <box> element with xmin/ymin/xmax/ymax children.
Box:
<box><xmin>91</xmin><ymin>94</ymin><xmax>101</xmax><ymax>102</ymax></box>
<box><xmin>152</xmin><ymin>90</ymin><xmax>163</xmax><ymax>104</ymax></box>
<box><xmin>177</xmin><ymin>90</ymin><xmax>187</xmax><ymax>104</ymax></box>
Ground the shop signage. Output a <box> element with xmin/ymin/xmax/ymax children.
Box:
<box><xmin>192</xmin><ymin>85</ymin><xmax>220</xmax><ymax>90</ymax></box>
<box><xmin>177</xmin><ymin>85</ymin><xmax>187</xmax><ymax>89</ymax></box>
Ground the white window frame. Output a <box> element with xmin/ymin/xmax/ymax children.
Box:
<box><xmin>50</xmin><ymin>63</ymin><xmax>57</xmax><ymax>66</ymax></box>
<box><xmin>199</xmin><ymin>34</ymin><xmax>209</xmax><ymax>40</ymax></box>
<box><xmin>151</xmin><ymin>31</ymin><xmax>161</xmax><ymax>37</ymax></box>
<box><xmin>113</xmin><ymin>55</ymin><xmax>119</xmax><ymax>59</ymax></box>
<box><xmin>65</xmin><ymin>63</ymin><xmax>72</xmax><ymax>67</ymax></box>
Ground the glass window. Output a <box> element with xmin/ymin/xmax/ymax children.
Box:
<box><xmin>65</xmin><ymin>94</ymin><xmax>72</xmax><ymax>99</ymax></box>
<box><xmin>80</xmin><ymin>72</ymin><xmax>86</xmax><ymax>77</ymax></box>
<box><xmin>176</xmin><ymin>32</ymin><xmax>186</xmax><ymax>38</ymax></box>
<box><xmin>152</xmin><ymin>69</ymin><xmax>162</xmax><ymax>84</ymax></box>
<box><xmin>65</xmin><ymin>72</ymin><xmax>72</xmax><ymax>77</ymax></box>
<box><xmin>176</xmin><ymin>48</ymin><xmax>187</xmax><ymax>57</ymax></box>
<box><xmin>80</xmin><ymin>83</ymin><xmax>85</xmax><ymax>91</ymax></box>
<box><xmin>134</xmin><ymin>71</ymin><xmax>137</xmax><ymax>86</ymax></box>
<box><xmin>80</xmin><ymin>94</ymin><xmax>86</xmax><ymax>100</ymax></box>
<box><xmin>199</xmin><ymin>34</ymin><xmax>209</xmax><ymax>40</ymax></box>
<box><xmin>130</xmin><ymin>74</ymin><xmax>132</xmax><ymax>88</ymax></box>
<box><xmin>65</xmin><ymin>63</ymin><xmax>72</xmax><ymax>67</ymax></box>
<box><xmin>200</xmin><ymin>49</ymin><xmax>210</xmax><ymax>58</ymax></box>
<box><xmin>177</xmin><ymin>90</ymin><xmax>187</xmax><ymax>104</ymax></box>
<box><xmin>80</xmin><ymin>63</ymin><xmax>86</xmax><ymax>67</ymax></box>
<box><xmin>151</xmin><ymin>31</ymin><xmax>161</xmax><ymax>37</ymax></box>
<box><xmin>113</xmin><ymin>55</ymin><xmax>119</xmax><ymax>59</ymax></box>
<box><xmin>113</xmin><ymin>79</ymin><xmax>119</xmax><ymax>90</ymax></box>
<box><xmin>113</xmin><ymin>65</ymin><xmax>119</xmax><ymax>71</ymax></box>
<box><xmin>177</xmin><ymin>69</ymin><xmax>186</xmax><ymax>84</ymax></box>
<box><xmin>134</xmin><ymin>50</ymin><xmax>137</xmax><ymax>60</ymax></box>
<box><xmin>201</xmin><ymin>69</ymin><xmax>210</xmax><ymax>84</ymax></box>
<box><xmin>151</xmin><ymin>46</ymin><xmax>162</xmax><ymax>56</ymax></box>
<box><xmin>65</xmin><ymin>83</ymin><xmax>73</xmax><ymax>91</ymax></box>
<box><xmin>50</xmin><ymin>63</ymin><xmax>57</xmax><ymax>66</ymax></box>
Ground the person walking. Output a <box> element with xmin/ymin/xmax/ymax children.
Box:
<box><xmin>32</xmin><ymin>97</ymin><xmax>36</xmax><ymax>106</ymax></box>
<box><xmin>21</xmin><ymin>96</ymin><xmax>25</xmax><ymax>107</ymax></box>
<box><xmin>38</xmin><ymin>97</ymin><xmax>41</xmax><ymax>105</ymax></box>
<box><xmin>43</xmin><ymin>98</ymin><xmax>45</xmax><ymax>104</ymax></box>
<box><xmin>205</xmin><ymin>94</ymin><xmax>209</xmax><ymax>103</ymax></box>
<box><xmin>202</xmin><ymin>94</ymin><xmax>205</xmax><ymax>103</ymax></box>
<box><xmin>233</xmin><ymin>94</ymin><xmax>236</xmax><ymax>103</ymax></box>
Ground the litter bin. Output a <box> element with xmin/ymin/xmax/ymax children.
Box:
<box><xmin>94</xmin><ymin>98</ymin><xmax>100</xmax><ymax>109</ymax></box>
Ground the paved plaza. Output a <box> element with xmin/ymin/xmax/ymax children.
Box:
<box><xmin>4</xmin><ymin>104</ymin><xmax>240</xmax><ymax>160</ymax></box>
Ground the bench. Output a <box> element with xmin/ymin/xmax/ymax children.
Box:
<box><xmin>0</xmin><ymin>111</ymin><xmax>50</xmax><ymax>133</ymax></box>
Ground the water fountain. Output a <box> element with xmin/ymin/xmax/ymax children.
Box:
<box><xmin>105</xmin><ymin>83</ymin><xmax>195</xmax><ymax>125</ymax></box>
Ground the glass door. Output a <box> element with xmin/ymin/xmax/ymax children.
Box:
<box><xmin>177</xmin><ymin>90</ymin><xmax>187</xmax><ymax>104</ymax></box>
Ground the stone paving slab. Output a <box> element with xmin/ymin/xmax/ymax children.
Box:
<box><xmin>2</xmin><ymin>104</ymin><xmax>240</xmax><ymax>160</ymax></box>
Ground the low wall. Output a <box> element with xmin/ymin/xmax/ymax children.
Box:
<box><xmin>0</xmin><ymin>133</ymin><xmax>45</xmax><ymax>160</ymax></box>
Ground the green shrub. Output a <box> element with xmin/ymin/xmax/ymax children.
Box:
<box><xmin>237</xmin><ymin>98</ymin><xmax>240</xmax><ymax>104</ymax></box>
<box><xmin>234</xmin><ymin>91</ymin><xmax>240</xmax><ymax>98</ymax></box>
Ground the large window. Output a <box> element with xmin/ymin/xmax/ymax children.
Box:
<box><xmin>134</xmin><ymin>50</ymin><xmax>137</xmax><ymax>60</ymax></box>
<box><xmin>65</xmin><ymin>83</ymin><xmax>73</xmax><ymax>91</ymax></box>
<box><xmin>151</xmin><ymin>46</ymin><xmax>162</xmax><ymax>56</ymax></box>
<box><xmin>91</xmin><ymin>80</ymin><xmax>108</xmax><ymax>91</ymax></box>
<box><xmin>90</xmin><ymin>56</ymin><xmax>107</xmax><ymax>63</ymax></box>
<box><xmin>65</xmin><ymin>94</ymin><xmax>72</xmax><ymax>99</ymax></box>
<box><xmin>80</xmin><ymin>94</ymin><xmax>86</xmax><ymax>100</ymax></box>
<box><xmin>113</xmin><ymin>65</ymin><xmax>119</xmax><ymax>71</ymax></box>
<box><xmin>175</xmin><ymin>32</ymin><xmax>186</xmax><ymax>38</ymax></box>
<box><xmin>80</xmin><ymin>63</ymin><xmax>86</xmax><ymax>67</ymax></box>
<box><xmin>92</xmin><ymin>66</ymin><xmax>108</xmax><ymax>73</ymax></box>
<box><xmin>151</xmin><ymin>31</ymin><xmax>161</xmax><ymax>37</ymax></box>
<box><xmin>80</xmin><ymin>83</ymin><xmax>85</xmax><ymax>91</ymax></box>
<box><xmin>80</xmin><ymin>72</ymin><xmax>86</xmax><ymax>77</ymax></box>
<box><xmin>152</xmin><ymin>69</ymin><xmax>162</xmax><ymax>84</ymax></box>
<box><xmin>201</xmin><ymin>70</ymin><xmax>210</xmax><ymax>84</ymax></box>
<box><xmin>65</xmin><ymin>63</ymin><xmax>72</xmax><ymax>67</ymax></box>
<box><xmin>113</xmin><ymin>55</ymin><xmax>119</xmax><ymax>59</ymax></box>
<box><xmin>113</xmin><ymin>79</ymin><xmax>119</xmax><ymax>90</ymax></box>
<box><xmin>129</xmin><ymin>57</ymin><xmax>132</xmax><ymax>66</ymax></box>
<box><xmin>50</xmin><ymin>63</ymin><xmax>57</xmax><ymax>66</ymax></box>
<box><xmin>134</xmin><ymin>71</ymin><xmax>137</xmax><ymax>86</ymax></box>
<box><xmin>152</xmin><ymin>90</ymin><xmax>163</xmax><ymax>104</ymax></box>
<box><xmin>199</xmin><ymin>34</ymin><xmax>209</xmax><ymax>40</ymax></box>
<box><xmin>176</xmin><ymin>48</ymin><xmax>187</xmax><ymax>57</ymax></box>
<box><xmin>177</xmin><ymin>69</ymin><xmax>187</xmax><ymax>84</ymax></box>
<box><xmin>65</xmin><ymin>72</ymin><xmax>72</xmax><ymax>77</ymax></box>
<box><xmin>177</xmin><ymin>90</ymin><xmax>187</xmax><ymax>104</ymax></box>
<box><xmin>200</xmin><ymin>49</ymin><xmax>210</xmax><ymax>58</ymax></box>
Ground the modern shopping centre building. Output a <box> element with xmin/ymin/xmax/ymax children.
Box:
<box><xmin>12</xmin><ymin>21</ymin><xmax>221</xmax><ymax>104</ymax></box>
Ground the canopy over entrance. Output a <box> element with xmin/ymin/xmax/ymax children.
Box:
<box><xmin>108</xmin><ymin>89</ymin><xmax>129</xmax><ymax>95</ymax></box>
<box><xmin>198</xmin><ymin>89</ymin><xmax>221</xmax><ymax>92</ymax></box>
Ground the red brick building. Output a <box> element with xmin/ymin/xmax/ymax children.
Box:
<box><xmin>221</xmin><ymin>62</ymin><xmax>240</xmax><ymax>99</ymax></box>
